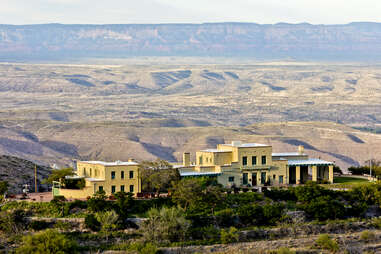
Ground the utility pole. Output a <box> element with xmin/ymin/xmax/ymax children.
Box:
<box><xmin>370</xmin><ymin>159</ymin><xmax>372</xmax><ymax>179</ymax></box>
<box><xmin>34</xmin><ymin>164</ymin><xmax>38</xmax><ymax>193</ymax></box>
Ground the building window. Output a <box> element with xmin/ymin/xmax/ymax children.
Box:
<box><xmin>273</xmin><ymin>174</ymin><xmax>276</xmax><ymax>180</ymax></box>
<box><xmin>129</xmin><ymin>185</ymin><xmax>134</xmax><ymax>193</ymax></box>
<box><xmin>120</xmin><ymin>185</ymin><xmax>125</xmax><ymax>192</ymax></box>
<box><xmin>90</xmin><ymin>168</ymin><xmax>92</xmax><ymax>176</ymax></box>
<box><xmin>279</xmin><ymin>175</ymin><xmax>284</xmax><ymax>184</ymax></box>
<box><xmin>228</xmin><ymin>176</ymin><xmax>234</xmax><ymax>182</ymax></box>
<box><xmin>252</xmin><ymin>156</ymin><xmax>257</xmax><ymax>165</ymax></box>
<box><xmin>261</xmin><ymin>156</ymin><xmax>266</xmax><ymax>165</ymax></box>
<box><xmin>242</xmin><ymin>156</ymin><xmax>247</xmax><ymax>166</ymax></box>
<box><xmin>261</xmin><ymin>172</ymin><xmax>266</xmax><ymax>184</ymax></box>
<box><xmin>99</xmin><ymin>186</ymin><xmax>103</xmax><ymax>192</ymax></box>
<box><xmin>121</xmin><ymin>171</ymin><xmax>124</xmax><ymax>179</ymax></box>
<box><xmin>129</xmin><ymin>171</ymin><xmax>134</xmax><ymax>179</ymax></box>
<box><xmin>199</xmin><ymin>156</ymin><xmax>203</xmax><ymax>164</ymax></box>
<box><xmin>111</xmin><ymin>171</ymin><xmax>115</xmax><ymax>179</ymax></box>
<box><xmin>111</xmin><ymin>185</ymin><xmax>116</xmax><ymax>193</ymax></box>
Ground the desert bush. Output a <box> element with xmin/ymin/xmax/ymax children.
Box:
<box><xmin>360</xmin><ymin>230</ymin><xmax>376</xmax><ymax>241</ymax></box>
<box><xmin>29</xmin><ymin>220</ymin><xmax>51</xmax><ymax>231</ymax></box>
<box><xmin>236</xmin><ymin>204</ymin><xmax>264</xmax><ymax>225</ymax></box>
<box><xmin>0</xmin><ymin>181</ymin><xmax>8</xmax><ymax>195</ymax></box>
<box><xmin>188</xmin><ymin>225</ymin><xmax>220</xmax><ymax>243</ymax></box>
<box><xmin>0</xmin><ymin>209</ymin><xmax>29</xmax><ymax>234</ymax></box>
<box><xmin>268</xmin><ymin>247</ymin><xmax>296</xmax><ymax>254</ymax></box>
<box><xmin>314</xmin><ymin>234</ymin><xmax>339</xmax><ymax>252</ymax></box>
<box><xmin>84</xmin><ymin>213</ymin><xmax>101</xmax><ymax>231</ymax></box>
<box><xmin>16</xmin><ymin>229</ymin><xmax>78</xmax><ymax>254</ymax></box>
<box><xmin>141</xmin><ymin>206</ymin><xmax>190</xmax><ymax>244</ymax></box>
<box><xmin>95</xmin><ymin>210</ymin><xmax>119</xmax><ymax>240</ymax></box>
<box><xmin>263</xmin><ymin>188</ymin><xmax>296</xmax><ymax>201</ymax></box>
<box><xmin>87</xmin><ymin>190</ymin><xmax>108</xmax><ymax>212</ymax></box>
<box><xmin>54</xmin><ymin>221</ymin><xmax>72</xmax><ymax>231</ymax></box>
<box><xmin>220</xmin><ymin>226</ymin><xmax>239</xmax><ymax>244</ymax></box>
<box><xmin>215</xmin><ymin>208</ymin><xmax>235</xmax><ymax>227</ymax></box>
<box><xmin>1</xmin><ymin>201</ymin><xmax>61</xmax><ymax>217</ymax></box>
<box><xmin>112</xmin><ymin>242</ymin><xmax>158</xmax><ymax>254</ymax></box>
<box><xmin>371</xmin><ymin>217</ymin><xmax>381</xmax><ymax>229</ymax></box>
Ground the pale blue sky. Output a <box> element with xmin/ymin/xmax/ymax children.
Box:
<box><xmin>1</xmin><ymin>0</ymin><xmax>381</xmax><ymax>25</ymax></box>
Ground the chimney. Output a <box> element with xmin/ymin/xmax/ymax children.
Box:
<box><xmin>231</xmin><ymin>141</ymin><xmax>242</xmax><ymax>146</ymax></box>
<box><xmin>298</xmin><ymin>145</ymin><xmax>304</xmax><ymax>155</ymax></box>
<box><xmin>183</xmin><ymin>152</ymin><xmax>190</xmax><ymax>167</ymax></box>
<box><xmin>128</xmin><ymin>158</ymin><xmax>134</xmax><ymax>162</ymax></box>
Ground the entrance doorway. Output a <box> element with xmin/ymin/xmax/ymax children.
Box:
<box><xmin>252</xmin><ymin>173</ymin><xmax>257</xmax><ymax>186</ymax></box>
<box><xmin>243</xmin><ymin>173</ymin><xmax>248</xmax><ymax>185</ymax></box>
<box><xmin>289</xmin><ymin>166</ymin><xmax>296</xmax><ymax>184</ymax></box>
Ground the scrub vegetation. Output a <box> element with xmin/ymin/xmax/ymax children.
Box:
<box><xmin>2</xmin><ymin>171</ymin><xmax>381</xmax><ymax>253</ymax></box>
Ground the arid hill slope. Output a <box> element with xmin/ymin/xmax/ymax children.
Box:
<box><xmin>0</xmin><ymin>120</ymin><xmax>379</xmax><ymax>171</ymax></box>
<box><xmin>0</xmin><ymin>63</ymin><xmax>381</xmax><ymax>127</ymax></box>
<box><xmin>0</xmin><ymin>155</ymin><xmax>51</xmax><ymax>194</ymax></box>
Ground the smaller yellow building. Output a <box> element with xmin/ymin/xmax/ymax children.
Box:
<box><xmin>53</xmin><ymin>160</ymin><xmax>141</xmax><ymax>199</ymax></box>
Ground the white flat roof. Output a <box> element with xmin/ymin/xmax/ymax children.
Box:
<box><xmin>80</xmin><ymin>160</ymin><xmax>139</xmax><ymax>166</ymax></box>
<box><xmin>287</xmin><ymin>158</ymin><xmax>333</xmax><ymax>166</ymax></box>
<box><xmin>224</xmin><ymin>143</ymin><xmax>269</xmax><ymax>148</ymax></box>
<box><xmin>272</xmin><ymin>152</ymin><xmax>307</xmax><ymax>157</ymax></box>
<box><xmin>86</xmin><ymin>178</ymin><xmax>105</xmax><ymax>182</ymax></box>
<box><xmin>180</xmin><ymin>171</ymin><xmax>222</xmax><ymax>177</ymax></box>
<box><xmin>200</xmin><ymin>149</ymin><xmax>231</xmax><ymax>153</ymax></box>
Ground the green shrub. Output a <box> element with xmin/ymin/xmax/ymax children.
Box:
<box><xmin>54</xmin><ymin>221</ymin><xmax>72</xmax><ymax>231</ymax></box>
<box><xmin>189</xmin><ymin>226</ymin><xmax>220</xmax><ymax>243</ymax></box>
<box><xmin>215</xmin><ymin>208</ymin><xmax>234</xmax><ymax>227</ymax></box>
<box><xmin>360</xmin><ymin>230</ymin><xmax>376</xmax><ymax>241</ymax></box>
<box><xmin>0</xmin><ymin>209</ymin><xmax>29</xmax><ymax>234</ymax></box>
<box><xmin>141</xmin><ymin>206</ymin><xmax>190</xmax><ymax>244</ymax></box>
<box><xmin>220</xmin><ymin>226</ymin><xmax>239</xmax><ymax>244</ymax></box>
<box><xmin>236</xmin><ymin>204</ymin><xmax>263</xmax><ymax>225</ymax></box>
<box><xmin>371</xmin><ymin>217</ymin><xmax>381</xmax><ymax>229</ymax></box>
<box><xmin>118</xmin><ymin>242</ymin><xmax>158</xmax><ymax>254</ymax></box>
<box><xmin>29</xmin><ymin>220</ymin><xmax>51</xmax><ymax>231</ymax></box>
<box><xmin>84</xmin><ymin>214</ymin><xmax>101</xmax><ymax>231</ymax></box>
<box><xmin>87</xmin><ymin>191</ymin><xmax>108</xmax><ymax>212</ymax></box>
<box><xmin>314</xmin><ymin>234</ymin><xmax>339</xmax><ymax>252</ymax></box>
<box><xmin>1</xmin><ymin>201</ymin><xmax>61</xmax><ymax>217</ymax></box>
<box><xmin>268</xmin><ymin>247</ymin><xmax>296</xmax><ymax>254</ymax></box>
<box><xmin>16</xmin><ymin>229</ymin><xmax>78</xmax><ymax>254</ymax></box>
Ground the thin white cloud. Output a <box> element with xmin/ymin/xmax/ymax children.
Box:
<box><xmin>0</xmin><ymin>0</ymin><xmax>381</xmax><ymax>24</ymax></box>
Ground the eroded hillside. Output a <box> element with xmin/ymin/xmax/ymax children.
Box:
<box><xmin>0</xmin><ymin>63</ymin><xmax>380</xmax><ymax>170</ymax></box>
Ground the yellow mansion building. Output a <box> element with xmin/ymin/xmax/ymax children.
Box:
<box><xmin>176</xmin><ymin>141</ymin><xmax>334</xmax><ymax>187</ymax></box>
<box><xmin>53</xmin><ymin>160</ymin><xmax>141</xmax><ymax>199</ymax></box>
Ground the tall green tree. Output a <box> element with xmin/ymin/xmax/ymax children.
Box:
<box><xmin>140</xmin><ymin>159</ymin><xmax>180</xmax><ymax>196</ymax></box>
<box><xmin>171</xmin><ymin>177</ymin><xmax>224</xmax><ymax>214</ymax></box>
<box><xmin>43</xmin><ymin>168</ymin><xmax>74</xmax><ymax>185</ymax></box>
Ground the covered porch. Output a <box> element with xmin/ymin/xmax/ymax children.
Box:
<box><xmin>287</xmin><ymin>159</ymin><xmax>334</xmax><ymax>184</ymax></box>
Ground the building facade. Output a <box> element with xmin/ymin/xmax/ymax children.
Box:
<box><xmin>176</xmin><ymin>141</ymin><xmax>334</xmax><ymax>187</ymax></box>
<box><xmin>53</xmin><ymin>160</ymin><xmax>141</xmax><ymax>199</ymax></box>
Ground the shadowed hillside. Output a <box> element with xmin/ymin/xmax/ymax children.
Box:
<box><xmin>1</xmin><ymin>119</ymin><xmax>380</xmax><ymax>171</ymax></box>
<box><xmin>0</xmin><ymin>155</ymin><xmax>51</xmax><ymax>194</ymax></box>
